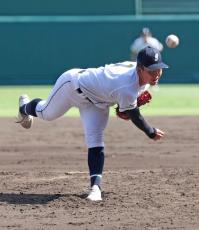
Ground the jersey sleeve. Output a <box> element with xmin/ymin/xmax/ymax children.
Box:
<box><xmin>117</xmin><ymin>84</ymin><xmax>151</xmax><ymax>112</ymax></box>
<box><xmin>117</xmin><ymin>91</ymin><xmax>138</xmax><ymax>112</ymax></box>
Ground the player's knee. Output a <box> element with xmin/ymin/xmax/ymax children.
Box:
<box><xmin>42</xmin><ymin>113</ymin><xmax>57</xmax><ymax>121</ymax></box>
<box><xmin>43</xmin><ymin>116</ymin><xmax>55</xmax><ymax>121</ymax></box>
<box><xmin>36</xmin><ymin>111</ymin><xmax>57</xmax><ymax>121</ymax></box>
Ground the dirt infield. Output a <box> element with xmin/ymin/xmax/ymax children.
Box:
<box><xmin>0</xmin><ymin>116</ymin><xmax>199</xmax><ymax>230</ymax></box>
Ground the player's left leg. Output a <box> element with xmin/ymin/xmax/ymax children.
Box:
<box><xmin>17</xmin><ymin>94</ymin><xmax>36</xmax><ymax>129</ymax></box>
<box><xmin>17</xmin><ymin>69</ymin><xmax>83</xmax><ymax>128</ymax></box>
<box><xmin>79</xmin><ymin>105</ymin><xmax>109</xmax><ymax>201</ymax></box>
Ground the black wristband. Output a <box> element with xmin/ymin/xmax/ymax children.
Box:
<box><xmin>148</xmin><ymin>127</ymin><xmax>157</xmax><ymax>139</ymax></box>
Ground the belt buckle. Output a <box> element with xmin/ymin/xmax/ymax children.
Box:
<box><xmin>77</xmin><ymin>88</ymin><xmax>82</xmax><ymax>94</ymax></box>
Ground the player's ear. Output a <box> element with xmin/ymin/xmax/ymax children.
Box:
<box><xmin>136</xmin><ymin>64</ymin><xmax>144</xmax><ymax>74</ymax></box>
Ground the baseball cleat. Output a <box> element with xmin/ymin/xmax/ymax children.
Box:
<box><xmin>87</xmin><ymin>185</ymin><xmax>102</xmax><ymax>201</ymax></box>
<box><xmin>16</xmin><ymin>94</ymin><xmax>33</xmax><ymax>129</ymax></box>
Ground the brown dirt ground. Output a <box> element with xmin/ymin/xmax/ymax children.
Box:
<box><xmin>0</xmin><ymin>116</ymin><xmax>199</xmax><ymax>230</ymax></box>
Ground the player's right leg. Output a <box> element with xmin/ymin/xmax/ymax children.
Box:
<box><xmin>79</xmin><ymin>105</ymin><xmax>109</xmax><ymax>201</ymax></box>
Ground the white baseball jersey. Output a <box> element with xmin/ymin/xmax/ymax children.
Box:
<box><xmin>35</xmin><ymin>61</ymin><xmax>149</xmax><ymax>148</ymax></box>
<box><xmin>76</xmin><ymin>61</ymin><xmax>149</xmax><ymax>112</ymax></box>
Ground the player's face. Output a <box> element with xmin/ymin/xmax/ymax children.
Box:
<box><xmin>142</xmin><ymin>67</ymin><xmax>163</xmax><ymax>86</ymax></box>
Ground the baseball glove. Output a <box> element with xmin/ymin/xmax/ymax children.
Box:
<box><xmin>115</xmin><ymin>90</ymin><xmax>152</xmax><ymax>120</ymax></box>
<box><xmin>137</xmin><ymin>90</ymin><xmax>152</xmax><ymax>107</ymax></box>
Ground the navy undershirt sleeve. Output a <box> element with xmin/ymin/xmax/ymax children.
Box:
<box><xmin>126</xmin><ymin>107</ymin><xmax>156</xmax><ymax>138</ymax></box>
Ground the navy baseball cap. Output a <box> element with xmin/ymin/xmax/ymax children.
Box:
<box><xmin>137</xmin><ymin>46</ymin><xmax>169</xmax><ymax>70</ymax></box>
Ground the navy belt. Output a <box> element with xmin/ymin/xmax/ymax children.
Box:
<box><xmin>76</xmin><ymin>88</ymin><xmax>92</xmax><ymax>103</ymax></box>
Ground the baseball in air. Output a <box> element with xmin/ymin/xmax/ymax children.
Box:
<box><xmin>165</xmin><ymin>34</ymin><xmax>179</xmax><ymax>48</ymax></box>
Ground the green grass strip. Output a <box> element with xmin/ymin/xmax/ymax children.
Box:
<box><xmin>0</xmin><ymin>84</ymin><xmax>199</xmax><ymax>117</ymax></box>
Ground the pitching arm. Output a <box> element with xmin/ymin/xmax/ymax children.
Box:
<box><xmin>126</xmin><ymin>107</ymin><xmax>164</xmax><ymax>140</ymax></box>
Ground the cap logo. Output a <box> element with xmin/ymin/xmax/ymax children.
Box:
<box><xmin>154</xmin><ymin>53</ymin><xmax>159</xmax><ymax>61</ymax></box>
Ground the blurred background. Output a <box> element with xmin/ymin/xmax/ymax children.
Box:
<box><xmin>0</xmin><ymin>0</ymin><xmax>198</xmax><ymax>85</ymax></box>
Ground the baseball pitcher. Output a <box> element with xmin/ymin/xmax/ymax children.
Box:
<box><xmin>17</xmin><ymin>46</ymin><xmax>169</xmax><ymax>201</ymax></box>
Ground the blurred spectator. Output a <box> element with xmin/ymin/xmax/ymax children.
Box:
<box><xmin>130</xmin><ymin>27</ymin><xmax>163</xmax><ymax>61</ymax></box>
